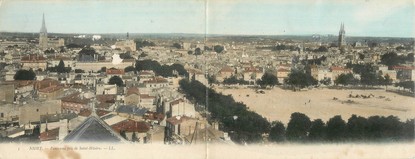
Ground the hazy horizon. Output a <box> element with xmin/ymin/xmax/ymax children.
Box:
<box><xmin>0</xmin><ymin>0</ymin><xmax>413</xmax><ymax>37</ymax></box>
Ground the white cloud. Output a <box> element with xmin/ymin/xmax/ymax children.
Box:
<box><xmin>353</xmin><ymin>0</ymin><xmax>411</xmax><ymax>23</ymax></box>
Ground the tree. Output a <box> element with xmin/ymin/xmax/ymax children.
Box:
<box><xmin>308</xmin><ymin>119</ymin><xmax>326</xmax><ymax>141</ymax></box>
<box><xmin>395</xmin><ymin>81</ymin><xmax>415</xmax><ymax>92</ymax></box>
<box><xmin>135</xmin><ymin>39</ymin><xmax>156</xmax><ymax>48</ymax></box>
<box><xmin>213</xmin><ymin>45</ymin><xmax>225</xmax><ymax>53</ymax></box>
<box><xmin>320</xmin><ymin>78</ymin><xmax>332</xmax><ymax>85</ymax></box>
<box><xmin>326</xmin><ymin>115</ymin><xmax>347</xmax><ymax>141</ymax></box>
<box><xmin>286</xmin><ymin>112</ymin><xmax>311</xmax><ymax>141</ymax></box>
<box><xmin>269</xmin><ymin>121</ymin><xmax>286</xmax><ymax>142</ymax></box>
<box><xmin>380</xmin><ymin>52</ymin><xmax>401</xmax><ymax>67</ymax></box>
<box><xmin>194</xmin><ymin>48</ymin><xmax>202</xmax><ymax>55</ymax></box>
<box><xmin>75</xmin><ymin>69</ymin><xmax>85</xmax><ymax>73</ymax></box>
<box><xmin>108</xmin><ymin>76</ymin><xmax>124</xmax><ymax>87</ymax></box>
<box><xmin>346</xmin><ymin>115</ymin><xmax>368</xmax><ymax>140</ymax></box>
<box><xmin>358</xmin><ymin>53</ymin><xmax>365</xmax><ymax>60</ymax></box>
<box><xmin>101</xmin><ymin>67</ymin><xmax>107</xmax><ymax>73</ymax></box>
<box><xmin>172</xmin><ymin>43</ymin><xmax>182</xmax><ymax>49</ymax></box>
<box><xmin>56</xmin><ymin>59</ymin><xmax>66</xmax><ymax>73</ymax></box>
<box><xmin>124</xmin><ymin>66</ymin><xmax>136</xmax><ymax>73</ymax></box>
<box><xmin>285</xmin><ymin>69</ymin><xmax>317</xmax><ymax>89</ymax></box>
<box><xmin>187</xmin><ymin>50</ymin><xmax>193</xmax><ymax>55</ymax></box>
<box><xmin>360</xmin><ymin>72</ymin><xmax>377</xmax><ymax>86</ymax></box>
<box><xmin>314</xmin><ymin>46</ymin><xmax>328</xmax><ymax>52</ymax></box>
<box><xmin>14</xmin><ymin>69</ymin><xmax>36</xmax><ymax>80</ymax></box>
<box><xmin>223</xmin><ymin>76</ymin><xmax>248</xmax><ymax>85</ymax></box>
<box><xmin>257</xmin><ymin>73</ymin><xmax>278</xmax><ymax>88</ymax></box>
<box><xmin>334</xmin><ymin>73</ymin><xmax>358</xmax><ymax>86</ymax></box>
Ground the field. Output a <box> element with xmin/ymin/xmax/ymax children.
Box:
<box><xmin>215</xmin><ymin>87</ymin><xmax>415</xmax><ymax>124</ymax></box>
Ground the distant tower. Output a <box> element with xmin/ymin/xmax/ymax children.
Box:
<box><xmin>338</xmin><ymin>23</ymin><xmax>346</xmax><ymax>48</ymax></box>
<box><xmin>39</xmin><ymin>13</ymin><xmax>48</xmax><ymax>50</ymax></box>
<box><xmin>127</xmin><ymin>32</ymin><xmax>129</xmax><ymax>39</ymax></box>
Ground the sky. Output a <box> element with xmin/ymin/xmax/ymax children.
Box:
<box><xmin>0</xmin><ymin>0</ymin><xmax>413</xmax><ymax>37</ymax></box>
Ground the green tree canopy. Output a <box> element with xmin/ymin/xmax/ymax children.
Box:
<box><xmin>308</xmin><ymin>119</ymin><xmax>326</xmax><ymax>141</ymax></box>
<box><xmin>194</xmin><ymin>48</ymin><xmax>202</xmax><ymax>55</ymax></box>
<box><xmin>56</xmin><ymin>59</ymin><xmax>66</xmax><ymax>73</ymax></box>
<box><xmin>213</xmin><ymin>45</ymin><xmax>225</xmax><ymax>53</ymax></box>
<box><xmin>286</xmin><ymin>112</ymin><xmax>311</xmax><ymax>141</ymax></box>
<box><xmin>172</xmin><ymin>43</ymin><xmax>182</xmax><ymax>49</ymax></box>
<box><xmin>326</xmin><ymin>115</ymin><xmax>347</xmax><ymax>141</ymax></box>
<box><xmin>124</xmin><ymin>66</ymin><xmax>136</xmax><ymax>73</ymax></box>
<box><xmin>285</xmin><ymin>69</ymin><xmax>317</xmax><ymax>88</ymax></box>
<box><xmin>108</xmin><ymin>76</ymin><xmax>124</xmax><ymax>87</ymax></box>
<box><xmin>334</xmin><ymin>73</ymin><xmax>359</xmax><ymax>86</ymax></box>
<box><xmin>269</xmin><ymin>121</ymin><xmax>286</xmax><ymax>142</ymax></box>
<box><xmin>14</xmin><ymin>69</ymin><xmax>36</xmax><ymax>80</ymax></box>
<box><xmin>257</xmin><ymin>72</ymin><xmax>279</xmax><ymax>88</ymax></box>
<box><xmin>346</xmin><ymin>114</ymin><xmax>369</xmax><ymax>140</ymax></box>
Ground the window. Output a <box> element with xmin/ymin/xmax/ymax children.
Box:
<box><xmin>36</xmin><ymin>109</ymin><xmax>39</xmax><ymax>112</ymax></box>
<box><xmin>1</xmin><ymin>113</ymin><xmax>3</xmax><ymax>118</ymax></box>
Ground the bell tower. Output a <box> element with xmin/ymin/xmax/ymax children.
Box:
<box><xmin>39</xmin><ymin>13</ymin><xmax>48</xmax><ymax>50</ymax></box>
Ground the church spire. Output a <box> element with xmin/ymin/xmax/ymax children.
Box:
<box><xmin>40</xmin><ymin>13</ymin><xmax>47</xmax><ymax>33</ymax></box>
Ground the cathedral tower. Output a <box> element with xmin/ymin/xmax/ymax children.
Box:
<box><xmin>39</xmin><ymin>13</ymin><xmax>48</xmax><ymax>50</ymax></box>
<box><xmin>338</xmin><ymin>23</ymin><xmax>346</xmax><ymax>48</ymax></box>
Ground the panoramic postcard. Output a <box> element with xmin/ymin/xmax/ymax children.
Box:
<box><xmin>0</xmin><ymin>0</ymin><xmax>414</xmax><ymax>158</ymax></box>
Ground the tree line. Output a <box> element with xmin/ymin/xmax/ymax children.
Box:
<box><xmin>269</xmin><ymin>112</ymin><xmax>414</xmax><ymax>143</ymax></box>
<box><xmin>135</xmin><ymin>59</ymin><xmax>188</xmax><ymax>77</ymax></box>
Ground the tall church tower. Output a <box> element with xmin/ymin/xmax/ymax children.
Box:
<box><xmin>39</xmin><ymin>13</ymin><xmax>48</xmax><ymax>50</ymax></box>
<box><xmin>338</xmin><ymin>23</ymin><xmax>346</xmax><ymax>48</ymax></box>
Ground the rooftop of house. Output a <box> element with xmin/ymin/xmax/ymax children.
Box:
<box><xmin>63</xmin><ymin>115</ymin><xmax>126</xmax><ymax>143</ymax></box>
<box><xmin>39</xmin><ymin>127</ymin><xmax>60</xmax><ymax>142</ymax></box>
<box><xmin>116</xmin><ymin>105</ymin><xmax>148</xmax><ymax>116</ymax></box>
<box><xmin>166</xmin><ymin>116</ymin><xmax>196</xmax><ymax>125</ymax></box>
<box><xmin>111</xmin><ymin>119</ymin><xmax>150</xmax><ymax>133</ymax></box>
<box><xmin>126</xmin><ymin>87</ymin><xmax>140</xmax><ymax>96</ymax></box>
<box><xmin>21</xmin><ymin>54</ymin><xmax>46</xmax><ymax>62</ymax></box>
<box><xmin>219</xmin><ymin>66</ymin><xmax>234</xmax><ymax>73</ymax></box>
<box><xmin>143</xmin><ymin>77</ymin><xmax>168</xmax><ymax>84</ymax></box>
<box><xmin>38</xmin><ymin>85</ymin><xmax>64</xmax><ymax>93</ymax></box>
<box><xmin>61</xmin><ymin>92</ymin><xmax>90</xmax><ymax>105</ymax></box>
<box><xmin>40</xmin><ymin>113</ymin><xmax>78</xmax><ymax>123</ymax></box>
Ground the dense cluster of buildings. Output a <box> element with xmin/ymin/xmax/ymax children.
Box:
<box><xmin>0</xmin><ymin>15</ymin><xmax>413</xmax><ymax>144</ymax></box>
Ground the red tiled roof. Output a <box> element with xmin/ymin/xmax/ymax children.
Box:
<box><xmin>61</xmin><ymin>92</ymin><xmax>90</xmax><ymax>104</ymax></box>
<box><xmin>111</xmin><ymin>119</ymin><xmax>150</xmax><ymax>133</ymax></box>
<box><xmin>143</xmin><ymin>112</ymin><xmax>165</xmax><ymax>121</ymax></box>
<box><xmin>106</xmin><ymin>68</ymin><xmax>125</xmax><ymax>75</ymax></box>
<box><xmin>392</xmin><ymin>66</ymin><xmax>415</xmax><ymax>70</ymax></box>
<box><xmin>78</xmin><ymin>109</ymin><xmax>91</xmax><ymax>117</ymax></box>
<box><xmin>139</xmin><ymin>71</ymin><xmax>154</xmax><ymax>75</ymax></box>
<box><xmin>39</xmin><ymin>128</ymin><xmax>60</xmax><ymax>141</ymax></box>
<box><xmin>35</xmin><ymin>78</ymin><xmax>60</xmax><ymax>90</ymax></box>
<box><xmin>139</xmin><ymin>94</ymin><xmax>155</xmax><ymax>99</ymax></box>
<box><xmin>219</xmin><ymin>66</ymin><xmax>234</xmax><ymax>73</ymax></box>
<box><xmin>277</xmin><ymin>68</ymin><xmax>290</xmax><ymax>72</ymax></box>
<box><xmin>21</xmin><ymin>54</ymin><xmax>46</xmax><ymax>62</ymax></box>
<box><xmin>96</xmin><ymin>94</ymin><xmax>117</xmax><ymax>103</ymax></box>
<box><xmin>126</xmin><ymin>87</ymin><xmax>140</xmax><ymax>96</ymax></box>
<box><xmin>38</xmin><ymin>85</ymin><xmax>63</xmax><ymax>93</ymax></box>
